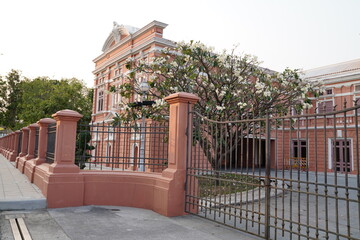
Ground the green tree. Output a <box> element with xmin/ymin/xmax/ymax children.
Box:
<box><xmin>18</xmin><ymin>77</ymin><xmax>92</xmax><ymax>126</ymax></box>
<box><xmin>0</xmin><ymin>70</ymin><xmax>23</xmax><ymax>130</ymax></box>
<box><xmin>112</xmin><ymin>41</ymin><xmax>319</xmax><ymax>170</ymax></box>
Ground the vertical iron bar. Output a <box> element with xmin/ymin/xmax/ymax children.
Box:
<box><xmin>314</xmin><ymin>110</ymin><xmax>319</xmax><ymax>239</ymax></box>
<box><xmin>185</xmin><ymin>103</ymin><xmax>190</xmax><ymax>212</ymax></box>
<box><xmin>289</xmin><ymin>112</ymin><xmax>294</xmax><ymax>239</ymax></box>
<box><xmin>281</xmin><ymin>115</ymin><xmax>285</xmax><ymax>237</ymax></box>
<box><xmin>333</xmin><ymin>106</ymin><xmax>339</xmax><ymax>239</ymax></box>
<box><xmin>324</xmin><ymin>107</ymin><xmax>329</xmax><ymax>240</ymax></box>
<box><xmin>264</xmin><ymin>113</ymin><xmax>271</xmax><ymax>240</ymax></box>
<box><xmin>273</xmin><ymin>115</ymin><xmax>278</xmax><ymax>240</ymax></box>
<box><xmin>343</xmin><ymin>100</ymin><xmax>351</xmax><ymax>238</ymax></box>
<box><xmin>305</xmin><ymin>109</ymin><xmax>310</xmax><ymax>239</ymax></box>
<box><xmin>296</xmin><ymin>113</ymin><xmax>301</xmax><ymax>240</ymax></box>
<box><xmin>355</xmin><ymin>101</ymin><xmax>360</xmax><ymax>231</ymax></box>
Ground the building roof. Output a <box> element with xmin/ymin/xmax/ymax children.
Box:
<box><xmin>303</xmin><ymin>58</ymin><xmax>360</xmax><ymax>82</ymax></box>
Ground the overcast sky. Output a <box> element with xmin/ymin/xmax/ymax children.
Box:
<box><xmin>0</xmin><ymin>0</ymin><xmax>359</xmax><ymax>87</ymax></box>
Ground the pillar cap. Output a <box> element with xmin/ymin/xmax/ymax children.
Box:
<box><xmin>29</xmin><ymin>123</ymin><xmax>39</xmax><ymax>129</ymax></box>
<box><xmin>164</xmin><ymin>92</ymin><xmax>200</xmax><ymax>104</ymax></box>
<box><xmin>38</xmin><ymin>118</ymin><xmax>56</xmax><ymax>125</ymax></box>
<box><xmin>21</xmin><ymin>127</ymin><xmax>30</xmax><ymax>131</ymax></box>
<box><xmin>52</xmin><ymin>109</ymin><xmax>83</xmax><ymax>120</ymax></box>
<box><xmin>15</xmin><ymin>130</ymin><xmax>21</xmax><ymax>133</ymax></box>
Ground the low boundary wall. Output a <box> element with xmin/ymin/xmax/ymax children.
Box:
<box><xmin>0</xmin><ymin>92</ymin><xmax>199</xmax><ymax>217</ymax></box>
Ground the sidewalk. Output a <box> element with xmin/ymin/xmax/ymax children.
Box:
<box><xmin>0</xmin><ymin>154</ymin><xmax>261</xmax><ymax>239</ymax></box>
<box><xmin>0</xmin><ymin>206</ymin><xmax>261</xmax><ymax>240</ymax></box>
<box><xmin>0</xmin><ymin>155</ymin><xmax>46</xmax><ymax>210</ymax></box>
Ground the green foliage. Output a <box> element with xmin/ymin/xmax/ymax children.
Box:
<box><xmin>113</xmin><ymin>41</ymin><xmax>318</xmax><ymax>124</ymax></box>
<box><xmin>198</xmin><ymin>173</ymin><xmax>260</xmax><ymax>197</ymax></box>
<box><xmin>18</xmin><ymin>77</ymin><xmax>92</xmax><ymax>126</ymax></box>
<box><xmin>0</xmin><ymin>70</ymin><xmax>23</xmax><ymax>130</ymax></box>
<box><xmin>75</xmin><ymin>130</ymin><xmax>95</xmax><ymax>169</ymax></box>
<box><xmin>0</xmin><ymin>70</ymin><xmax>94</xmax><ymax>168</ymax></box>
<box><xmin>110</xmin><ymin>41</ymin><xmax>320</xmax><ymax>169</ymax></box>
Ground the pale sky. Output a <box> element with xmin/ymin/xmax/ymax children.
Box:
<box><xmin>0</xmin><ymin>0</ymin><xmax>359</xmax><ymax>87</ymax></box>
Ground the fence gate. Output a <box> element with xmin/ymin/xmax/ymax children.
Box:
<box><xmin>185</xmin><ymin>106</ymin><xmax>360</xmax><ymax>240</ymax></box>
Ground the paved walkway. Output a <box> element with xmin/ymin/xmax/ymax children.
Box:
<box><xmin>0</xmin><ymin>155</ymin><xmax>46</xmax><ymax>210</ymax></box>
<box><xmin>0</xmin><ymin>206</ymin><xmax>261</xmax><ymax>240</ymax></box>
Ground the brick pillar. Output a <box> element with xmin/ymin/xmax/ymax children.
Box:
<box><xmin>26</xmin><ymin>123</ymin><xmax>39</xmax><ymax>160</ymax></box>
<box><xmin>161</xmin><ymin>92</ymin><xmax>199</xmax><ymax>216</ymax></box>
<box><xmin>41</xmin><ymin>109</ymin><xmax>85</xmax><ymax>208</ymax></box>
<box><xmin>35</xmin><ymin>118</ymin><xmax>56</xmax><ymax>165</ymax></box>
<box><xmin>49</xmin><ymin>109</ymin><xmax>83</xmax><ymax>173</ymax></box>
<box><xmin>16</xmin><ymin>127</ymin><xmax>29</xmax><ymax>168</ymax></box>
<box><xmin>9</xmin><ymin>131</ymin><xmax>20</xmax><ymax>162</ymax></box>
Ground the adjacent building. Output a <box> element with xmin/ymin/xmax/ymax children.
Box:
<box><xmin>274</xmin><ymin>59</ymin><xmax>360</xmax><ymax>174</ymax></box>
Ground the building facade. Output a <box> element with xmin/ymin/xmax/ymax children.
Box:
<box><xmin>89</xmin><ymin>21</ymin><xmax>175</xmax><ymax>171</ymax></box>
<box><xmin>274</xmin><ymin>59</ymin><xmax>360</xmax><ymax>174</ymax></box>
<box><xmin>92</xmin><ymin>20</ymin><xmax>175</xmax><ymax>123</ymax></box>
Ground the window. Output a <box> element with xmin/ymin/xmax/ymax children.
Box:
<box><xmin>97</xmin><ymin>91</ymin><xmax>104</xmax><ymax>112</ymax></box>
<box><xmin>355</xmin><ymin>97</ymin><xmax>360</xmax><ymax>114</ymax></box>
<box><xmin>291</xmin><ymin>140</ymin><xmax>307</xmax><ymax>169</ymax></box>
<box><xmin>355</xmin><ymin>85</ymin><xmax>360</xmax><ymax>92</ymax></box>
<box><xmin>112</xmin><ymin>92</ymin><xmax>122</xmax><ymax>109</ymax></box>
<box><xmin>319</xmin><ymin>88</ymin><xmax>333</xmax><ymax>96</ymax></box>
<box><xmin>326</xmin><ymin>89</ymin><xmax>333</xmax><ymax>95</ymax></box>
<box><xmin>318</xmin><ymin>100</ymin><xmax>333</xmax><ymax>113</ymax></box>
<box><xmin>292</xmin><ymin>140</ymin><xmax>307</xmax><ymax>159</ymax></box>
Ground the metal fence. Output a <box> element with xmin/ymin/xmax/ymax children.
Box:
<box><xmin>17</xmin><ymin>132</ymin><xmax>22</xmax><ymax>155</ymax></box>
<box><xmin>46</xmin><ymin>123</ymin><xmax>56</xmax><ymax>163</ymax></box>
<box><xmin>34</xmin><ymin>128</ymin><xmax>39</xmax><ymax>158</ymax></box>
<box><xmin>185</xmin><ymin>105</ymin><xmax>360</xmax><ymax>239</ymax></box>
<box><xmin>76</xmin><ymin>121</ymin><xmax>169</xmax><ymax>172</ymax></box>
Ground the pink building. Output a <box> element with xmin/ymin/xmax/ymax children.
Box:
<box><xmin>92</xmin><ymin>20</ymin><xmax>175</xmax><ymax>123</ymax></box>
<box><xmin>274</xmin><ymin>59</ymin><xmax>360</xmax><ymax>174</ymax></box>
<box><xmin>88</xmin><ymin>21</ymin><xmax>175</xmax><ymax>171</ymax></box>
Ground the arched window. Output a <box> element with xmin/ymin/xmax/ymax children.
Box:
<box><xmin>98</xmin><ymin>91</ymin><xmax>104</xmax><ymax>112</ymax></box>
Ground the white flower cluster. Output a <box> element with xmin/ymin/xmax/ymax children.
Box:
<box><xmin>237</xmin><ymin>102</ymin><xmax>247</xmax><ymax>108</ymax></box>
<box><xmin>216</xmin><ymin>105</ymin><xmax>226</xmax><ymax>111</ymax></box>
<box><xmin>255</xmin><ymin>81</ymin><xmax>265</xmax><ymax>93</ymax></box>
<box><xmin>119</xmin><ymin>102</ymin><xmax>130</xmax><ymax>111</ymax></box>
<box><xmin>300</xmin><ymin>83</ymin><xmax>311</xmax><ymax>93</ymax></box>
<box><xmin>302</xmin><ymin>102</ymin><xmax>313</xmax><ymax>109</ymax></box>
<box><xmin>188</xmin><ymin>42</ymin><xmax>214</xmax><ymax>52</ymax></box>
<box><xmin>255</xmin><ymin>81</ymin><xmax>271</xmax><ymax>97</ymax></box>
<box><xmin>125</xmin><ymin>57</ymin><xmax>134</xmax><ymax>64</ymax></box>
<box><xmin>264</xmin><ymin>90</ymin><xmax>271</xmax><ymax>97</ymax></box>
<box><xmin>233</xmin><ymin>90</ymin><xmax>242</xmax><ymax>97</ymax></box>
<box><xmin>170</xmin><ymin>61</ymin><xmax>179</xmax><ymax>67</ymax></box>
<box><xmin>149</xmin><ymin>57</ymin><xmax>167</xmax><ymax>67</ymax></box>
<box><xmin>169</xmin><ymin>86</ymin><xmax>179</xmax><ymax>92</ymax></box>
<box><xmin>215</xmin><ymin>89</ymin><xmax>226</xmax><ymax>97</ymax></box>
<box><xmin>154</xmin><ymin>99</ymin><xmax>166</xmax><ymax>108</ymax></box>
<box><xmin>217</xmin><ymin>52</ymin><xmax>227</xmax><ymax>63</ymax></box>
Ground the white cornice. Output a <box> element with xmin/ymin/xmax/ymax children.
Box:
<box><xmin>308</xmin><ymin>72</ymin><xmax>360</xmax><ymax>84</ymax></box>
<box><xmin>94</xmin><ymin>20</ymin><xmax>168</xmax><ymax>63</ymax></box>
<box><xmin>93</xmin><ymin>37</ymin><xmax>175</xmax><ymax>75</ymax></box>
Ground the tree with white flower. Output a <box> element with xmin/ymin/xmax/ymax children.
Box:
<box><xmin>111</xmin><ymin>41</ymin><xmax>318</xmax><ymax>169</ymax></box>
<box><xmin>112</xmin><ymin>41</ymin><xmax>316</xmax><ymax>122</ymax></box>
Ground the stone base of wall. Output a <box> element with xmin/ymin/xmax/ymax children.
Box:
<box><xmin>31</xmin><ymin>164</ymin><xmax>187</xmax><ymax>217</ymax></box>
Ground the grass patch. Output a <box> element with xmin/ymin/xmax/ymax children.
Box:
<box><xmin>197</xmin><ymin>172</ymin><xmax>260</xmax><ymax>197</ymax></box>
